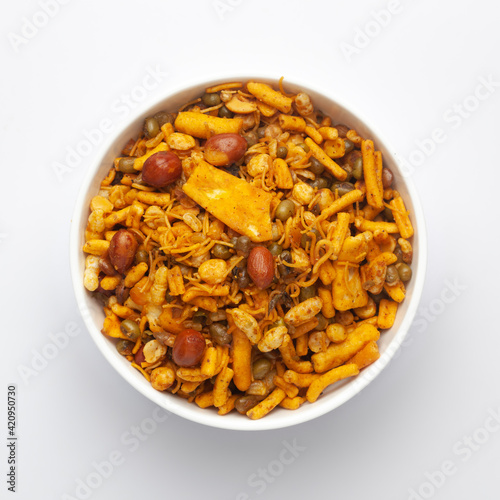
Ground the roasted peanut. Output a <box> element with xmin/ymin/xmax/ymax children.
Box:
<box><xmin>247</xmin><ymin>246</ymin><xmax>275</xmax><ymax>289</ymax></box>
<box><xmin>172</xmin><ymin>329</ymin><xmax>206</xmax><ymax>367</ymax></box>
<box><xmin>204</xmin><ymin>133</ymin><xmax>247</xmax><ymax>167</ymax></box>
<box><xmin>108</xmin><ymin>229</ymin><xmax>138</xmax><ymax>274</ymax></box>
<box><xmin>142</xmin><ymin>151</ymin><xmax>182</xmax><ymax>187</ymax></box>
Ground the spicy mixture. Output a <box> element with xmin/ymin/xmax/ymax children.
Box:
<box><xmin>82</xmin><ymin>78</ymin><xmax>414</xmax><ymax>420</ymax></box>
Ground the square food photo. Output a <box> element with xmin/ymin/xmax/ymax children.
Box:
<box><xmin>2</xmin><ymin>1</ymin><xmax>499</xmax><ymax>499</ymax></box>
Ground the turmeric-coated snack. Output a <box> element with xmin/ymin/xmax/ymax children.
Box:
<box><xmin>83</xmin><ymin>78</ymin><xmax>414</xmax><ymax>419</ymax></box>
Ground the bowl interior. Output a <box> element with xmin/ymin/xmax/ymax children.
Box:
<box><xmin>70</xmin><ymin>75</ymin><xmax>426</xmax><ymax>431</ymax></box>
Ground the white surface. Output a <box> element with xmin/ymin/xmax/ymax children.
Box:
<box><xmin>1</xmin><ymin>0</ymin><xmax>499</xmax><ymax>499</ymax></box>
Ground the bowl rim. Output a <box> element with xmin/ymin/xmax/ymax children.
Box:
<box><xmin>70</xmin><ymin>71</ymin><xmax>427</xmax><ymax>431</ymax></box>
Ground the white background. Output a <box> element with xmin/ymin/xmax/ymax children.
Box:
<box><xmin>2</xmin><ymin>1</ymin><xmax>499</xmax><ymax>499</ymax></box>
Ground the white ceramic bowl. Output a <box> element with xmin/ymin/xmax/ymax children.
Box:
<box><xmin>70</xmin><ymin>74</ymin><xmax>427</xmax><ymax>431</ymax></box>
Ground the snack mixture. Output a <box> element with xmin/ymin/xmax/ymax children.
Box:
<box><xmin>83</xmin><ymin>79</ymin><xmax>414</xmax><ymax>419</ymax></box>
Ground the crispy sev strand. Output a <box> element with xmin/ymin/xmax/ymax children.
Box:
<box><xmin>354</xmin><ymin>217</ymin><xmax>399</xmax><ymax>234</ymax></box>
<box><xmin>145</xmin><ymin>130</ymin><xmax>164</xmax><ymax>149</ymax></box>
<box><xmin>205</xmin><ymin>82</ymin><xmax>242</xmax><ymax>93</ymax></box>
<box><xmin>348</xmin><ymin>340</ymin><xmax>380</xmax><ymax>369</ymax></box>
<box><xmin>318</xmin><ymin>287</ymin><xmax>335</xmax><ymax>319</ymax></box>
<box><xmin>318</xmin><ymin>126</ymin><xmax>338</xmax><ymax>141</ymax></box>
<box><xmin>175</xmin><ymin>112</ymin><xmax>243</xmax><ymax>139</ymax></box>
<box><xmin>230</xmin><ymin>320</ymin><xmax>252</xmax><ymax>392</ymax></box>
<box><xmin>200</xmin><ymin>102</ymin><xmax>224</xmax><ymax>114</ymax></box>
<box><xmin>283</xmin><ymin>370</ymin><xmax>321</xmax><ymax>388</ymax></box>
<box><xmin>290</xmin><ymin>318</ymin><xmax>319</xmax><ymax>339</ymax></box>
<box><xmin>99</xmin><ymin>276</ymin><xmax>120</xmax><ymax>291</ymax></box>
<box><xmin>111</xmin><ymin>302</ymin><xmax>136</xmax><ymax>319</ymax></box>
<box><xmin>167</xmin><ymin>265</ymin><xmax>186</xmax><ymax>296</ymax></box>
<box><xmin>278</xmin><ymin>76</ymin><xmax>295</xmax><ymax>97</ymax></box>
<box><xmin>178</xmin><ymin>97</ymin><xmax>201</xmax><ymax>112</ymax></box>
<box><xmin>218</xmin><ymin>394</ymin><xmax>239</xmax><ymax>415</ymax></box>
<box><xmin>363</xmin><ymin>204</ymin><xmax>384</xmax><ymax>221</ymax></box>
<box><xmin>195</xmin><ymin>391</ymin><xmax>215</xmax><ymax>408</ymax></box>
<box><xmin>389</xmin><ymin>191</ymin><xmax>414</xmax><ymax>238</ymax></box>
<box><xmin>346</xmin><ymin>129</ymin><xmax>363</xmax><ymax>145</ymax></box>
<box><xmin>213</xmin><ymin>366</ymin><xmax>234</xmax><ymax>407</ymax></box>
<box><xmin>306</xmin><ymin>363</ymin><xmax>359</xmax><ymax>403</ymax></box>
<box><xmin>247</xmin><ymin>82</ymin><xmax>293</xmax><ymax>113</ymax></box>
<box><xmin>279</xmin><ymin>334</ymin><xmax>313</xmax><ymax>373</ymax></box>
<box><xmin>246</xmin><ymin>388</ymin><xmax>286</xmax><ymax>420</ymax></box>
<box><xmin>176</xmin><ymin>367</ymin><xmax>211</xmax><ymax>383</ymax></box>
<box><xmin>214</xmin><ymin>345</ymin><xmax>230</xmax><ymax>374</ymax></box>
<box><xmin>362</xmin><ymin>139</ymin><xmax>384</xmax><ymax>209</ymax></box>
<box><xmin>295</xmin><ymin>333</ymin><xmax>309</xmax><ymax>357</ymax></box>
<box><xmin>375</xmin><ymin>150</ymin><xmax>384</xmax><ymax>201</ymax></box>
<box><xmin>136</xmin><ymin>192</ymin><xmax>171</xmax><ymax>206</ymax></box>
<box><xmin>312</xmin><ymin>240</ymin><xmax>335</xmax><ymax>275</ymax></box>
<box><xmin>124</xmin><ymin>262</ymin><xmax>148</xmax><ymax>288</ymax></box>
<box><xmin>190</xmin><ymin>296</ymin><xmax>218</xmax><ymax>312</ymax></box>
<box><xmin>345</xmin><ymin>316</ymin><xmax>378</xmax><ymax>333</ymax></box>
<box><xmin>100</xmin><ymin>168</ymin><xmax>116</xmax><ymax>187</ymax></box>
<box><xmin>278</xmin><ymin>114</ymin><xmax>306</xmax><ymax>132</ymax></box>
<box><xmin>83</xmin><ymin>239</ymin><xmax>110</xmax><ymax>256</ymax></box>
<box><xmin>384</xmin><ymin>281</ymin><xmax>406</xmax><ymax>303</ymax></box>
<box><xmin>311</xmin><ymin>323</ymin><xmax>380</xmax><ymax>373</ymax></box>
<box><xmin>200</xmin><ymin>346</ymin><xmax>218</xmax><ymax>377</ymax></box>
<box><xmin>132</xmin><ymin>333</ymin><xmax>142</xmax><ymax>354</ymax></box>
<box><xmin>304</xmin><ymin>137</ymin><xmax>347</xmax><ymax>181</ymax></box>
<box><xmin>256</xmin><ymin>100</ymin><xmax>277</xmax><ymax>117</ymax></box>
<box><xmin>279</xmin><ymin>396</ymin><xmax>306</xmax><ymax>410</ymax></box>
<box><xmin>315</xmin><ymin>189</ymin><xmax>364</xmax><ymax>225</ymax></box>
<box><xmin>275</xmin><ymin>360</ymin><xmax>286</xmax><ymax>378</ymax></box>
<box><xmin>182</xmin><ymin>284</ymin><xmax>230</xmax><ymax>302</ymax></box>
<box><xmin>274</xmin><ymin>376</ymin><xmax>299</xmax><ymax>398</ymax></box>
<box><xmin>131</xmin><ymin>362</ymin><xmax>151</xmax><ymax>382</ymax></box>
<box><xmin>398</xmin><ymin>237</ymin><xmax>413</xmax><ymax>264</ymax></box>
<box><xmin>180</xmin><ymin>381</ymin><xmax>200</xmax><ymax>393</ymax></box>
<box><xmin>160</xmin><ymin>122</ymin><xmax>174</xmax><ymax>139</ymax></box>
<box><xmin>330</xmin><ymin>212</ymin><xmax>351</xmax><ymax>258</ymax></box>
<box><xmin>318</xmin><ymin>259</ymin><xmax>336</xmax><ymax>286</ymax></box>
<box><xmin>273</xmin><ymin>158</ymin><xmax>294</xmax><ymax>189</ymax></box>
<box><xmin>305</xmin><ymin>125</ymin><xmax>323</xmax><ymax>144</ymax></box>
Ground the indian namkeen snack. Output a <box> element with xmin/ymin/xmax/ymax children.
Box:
<box><xmin>82</xmin><ymin>79</ymin><xmax>414</xmax><ymax>419</ymax></box>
